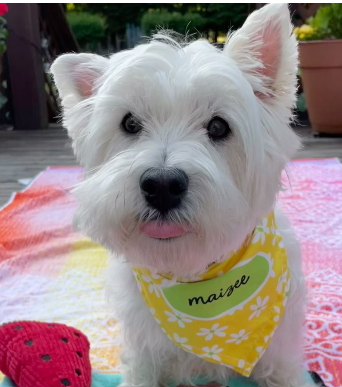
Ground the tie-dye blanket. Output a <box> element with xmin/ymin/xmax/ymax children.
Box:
<box><xmin>0</xmin><ymin>167</ymin><xmax>120</xmax><ymax>381</ymax></box>
<box><xmin>0</xmin><ymin>160</ymin><xmax>341</xmax><ymax>387</ymax></box>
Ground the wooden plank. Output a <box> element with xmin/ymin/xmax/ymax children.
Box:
<box><xmin>5</xmin><ymin>3</ymin><xmax>48</xmax><ymax>129</ymax></box>
<box><xmin>0</xmin><ymin>129</ymin><xmax>77</xmax><ymax>206</ymax></box>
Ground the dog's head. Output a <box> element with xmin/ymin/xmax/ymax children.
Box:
<box><xmin>51</xmin><ymin>4</ymin><xmax>300</xmax><ymax>276</ymax></box>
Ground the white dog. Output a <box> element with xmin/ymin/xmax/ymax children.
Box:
<box><xmin>52</xmin><ymin>4</ymin><xmax>309</xmax><ymax>387</ymax></box>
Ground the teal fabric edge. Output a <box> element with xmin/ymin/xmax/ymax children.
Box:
<box><xmin>1</xmin><ymin>371</ymin><xmax>316</xmax><ymax>387</ymax></box>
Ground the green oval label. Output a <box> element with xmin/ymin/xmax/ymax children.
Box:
<box><xmin>162</xmin><ymin>254</ymin><xmax>270</xmax><ymax>319</ymax></box>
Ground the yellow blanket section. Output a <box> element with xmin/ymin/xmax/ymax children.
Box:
<box><xmin>133</xmin><ymin>212</ymin><xmax>290</xmax><ymax>377</ymax></box>
<box><xmin>0</xmin><ymin>238</ymin><xmax>121</xmax><ymax>382</ymax></box>
<box><xmin>58</xmin><ymin>238</ymin><xmax>122</xmax><ymax>373</ymax></box>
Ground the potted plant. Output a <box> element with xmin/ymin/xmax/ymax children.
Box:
<box><xmin>294</xmin><ymin>3</ymin><xmax>342</xmax><ymax>134</ymax></box>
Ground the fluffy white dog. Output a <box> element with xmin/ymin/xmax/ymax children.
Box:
<box><xmin>52</xmin><ymin>3</ymin><xmax>309</xmax><ymax>387</ymax></box>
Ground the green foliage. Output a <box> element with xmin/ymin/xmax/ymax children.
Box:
<box><xmin>296</xmin><ymin>93</ymin><xmax>307</xmax><ymax>113</ymax></box>
<box><xmin>296</xmin><ymin>3</ymin><xmax>342</xmax><ymax>41</ymax></box>
<box><xmin>141</xmin><ymin>3</ymin><xmax>248</xmax><ymax>41</ymax></box>
<box><xmin>141</xmin><ymin>4</ymin><xmax>248</xmax><ymax>39</ymax></box>
<box><xmin>0</xmin><ymin>92</ymin><xmax>7</xmax><ymax>111</ymax></box>
<box><xmin>308</xmin><ymin>3</ymin><xmax>342</xmax><ymax>40</ymax></box>
<box><xmin>85</xmin><ymin>4</ymin><xmax>150</xmax><ymax>35</ymax></box>
<box><xmin>141</xmin><ymin>10</ymin><xmax>206</xmax><ymax>36</ymax></box>
<box><xmin>202</xmin><ymin>3</ymin><xmax>249</xmax><ymax>32</ymax></box>
<box><xmin>69</xmin><ymin>3</ymin><xmax>248</xmax><ymax>41</ymax></box>
<box><xmin>67</xmin><ymin>12</ymin><xmax>106</xmax><ymax>50</ymax></box>
<box><xmin>0</xmin><ymin>16</ymin><xmax>7</xmax><ymax>53</ymax></box>
<box><xmin>66</xmin><ymin>3</ymin><xmax>87</xmax><ymax>13</ymax></box>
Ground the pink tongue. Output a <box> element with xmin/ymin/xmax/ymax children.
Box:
<box><xmin>141</xmin><ymin>222</ymin><xmax>185</xmax><ymax>239</ymax></box>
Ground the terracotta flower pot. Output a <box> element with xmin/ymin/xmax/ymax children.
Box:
<box><xmin>299</xmin><ymin>40</ymin><xmax>342</xmax><ymax>134</ymax></box>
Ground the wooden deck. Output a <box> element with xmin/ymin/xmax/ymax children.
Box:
<box><xmin>0</xmin><ymin>129</ymin><xmax>77</xmax><ymax>207</ymax></box>
<box><xmin>1</xmin><ymin>127</ymin><xmax>342</xmax><ymax>207</ymax></box>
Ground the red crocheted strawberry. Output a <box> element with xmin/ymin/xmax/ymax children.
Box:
<box><xmin>0</xmin><ymin>321</ymin><xmax>92</xmax><ymax>387</ymax></box>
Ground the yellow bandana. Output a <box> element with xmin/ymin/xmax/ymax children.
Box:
<box><xmin>133</xmin><ymin>212</ymin><xmax>290</xmax><ymax>377</ymax></box>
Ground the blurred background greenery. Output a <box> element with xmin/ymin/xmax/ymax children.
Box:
<box><xmin>65</xmin><ymin>3</ymin><xmax>250</xmax><ymax>52</ymax></box>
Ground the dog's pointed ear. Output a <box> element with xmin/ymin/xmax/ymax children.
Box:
<box><xmin>224</xmin><ymin>3</ymin><xmax>297</xmax><ymax>103</ymax></box>
<box><xmin>51</xmin><ymin>53</ymin><xmax>109</xmax><ymax>109</ymax></box>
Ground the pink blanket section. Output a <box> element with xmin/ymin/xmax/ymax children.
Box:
<box><xmin>280</xmin><ymin>158</ymin><xmax>342</xmax><ymax>387</ymax></box>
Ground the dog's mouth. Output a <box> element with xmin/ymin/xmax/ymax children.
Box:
<box><xmin>140</xmin><ymin>221</ymin><xmax>187</xmax><ymax>240</ymax></box>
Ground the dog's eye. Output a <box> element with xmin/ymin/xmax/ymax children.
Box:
<box><xmin>122</xmin><ymin>113</ymin><xmax>142</xmax><ymax>134</ymax></box>
<box><xmin>207</xmin><ymin>117</ymin><xmax>231</xmax><ymax>140</ymax></box>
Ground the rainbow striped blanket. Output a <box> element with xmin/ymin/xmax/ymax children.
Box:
<box><xmin>1</xmin><ymin>160</ymin><xmax>342</xmax><ymax>387</ymax></box>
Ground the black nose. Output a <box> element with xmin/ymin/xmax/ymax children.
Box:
<box><xmin>140</xmin><ymin>168</ymin><xmax>189</xmax><ymax>213</ymax></box>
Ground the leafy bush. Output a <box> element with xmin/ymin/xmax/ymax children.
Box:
<box><xmin>0</xmin><ymin>16</ymin><xmax>7</xmax><ymax>53</ymax></box>
<box><xmin>294</xmin><ymin>3</ymin><xmax>342</xmax><ymax>41</ymax></box>
<box><xmin>296</xmin><ymin>93</ymin><xmax>307</xmax><ymax>113</ymax></box>
<box><xmin>67</xmin><ymin>12</ymin><xmax>106</xmax><ymax>50</ymax></box>
<box><xmin>141</xmin><ymin>10</ymin><xmax>206</xmax><ymax>36</ymax></box>
<box><xmin>203</xmin><ymin>4</ymin><xmax>248</xmax><ymax>33</ymax></box>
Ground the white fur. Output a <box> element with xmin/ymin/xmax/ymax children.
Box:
<box><xmin>51</xmin><ymin>4</ymin><xmax>309</xmax><ymax>387</ymax></box>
